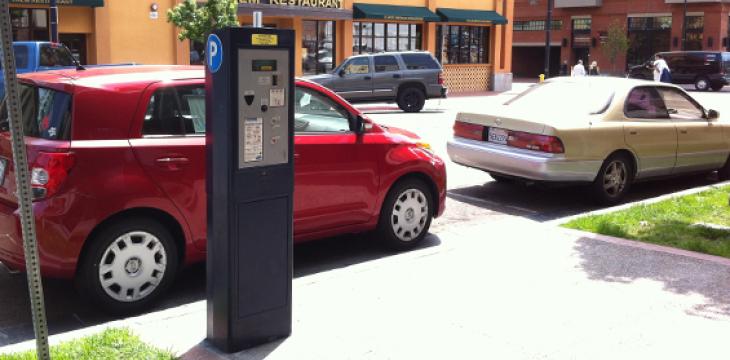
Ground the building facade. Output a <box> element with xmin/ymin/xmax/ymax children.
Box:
<box><xmin>8</xmin><ymin>0</ymin><xmax>514</xmax><ymax>92</ymax></box>
<box><xmin>512</xmin><ymin>0</ymin><xmax>730</xmax><ymax>78</ymax></box>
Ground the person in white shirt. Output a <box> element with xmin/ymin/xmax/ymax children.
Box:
<box><xmin>571</xmin><ymin>59</ymin><xmax>586</xmax><ymax>77</ymax></box>
<box><xmin>653</xmin><ymin>54</ymin><xmax>671</xmax><ymax>83</ymax></box>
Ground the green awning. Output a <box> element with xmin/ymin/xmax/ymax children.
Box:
<box><xmin>436</xmin><ymin>8</ymin><xmax>508</xmax><ymax>25</ymax></box>
<box><xmin>11</xmin><ymin>0</ymin><xmax>104</xmax><ymax>6</ymax></box>
<box><xmin>353</xmin><ymin>3</ymin><xmax>440</xmax><ymax>22</ymax></box>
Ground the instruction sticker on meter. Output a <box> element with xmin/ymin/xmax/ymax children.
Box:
<box><xmin>270</xmin><ymin>88</ymin><xmax>285</xmax><ymax>107</ymax></box>
<box><xmin>243</xmin><ymin>117</ymin><xmax>263</xmax><ymax>163</ymax></box>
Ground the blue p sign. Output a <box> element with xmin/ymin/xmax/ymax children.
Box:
<box><xmin>207</xmin><ymin>34</ymin><xmax>223</xmax><ymax>74</ymax></box>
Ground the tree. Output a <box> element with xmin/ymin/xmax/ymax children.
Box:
<box><xmin>167</xmin><ymin>0</ymin><xmax>239</xmax><ymax>44</ymax></box>
<box><xmin>601</xmin><ymin>21</ymin><xmax>630</xmax><ymax>75</ymax></box>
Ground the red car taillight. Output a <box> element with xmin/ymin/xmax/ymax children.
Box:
<box><xmin>438</xmin><ymin>72</ymin><xmax>445</xmax><ymax>85</ymax></box>
<box><xmin>507</xmin><ymin>131</ymin><xmax>565</xmax><ymax>154</ymax></box>
<box><xmin>453</xmin><ymin>121</ymin><xmax>484</xmax><ymax>141</ymax></box>
<box><xmin>30</xmin><ymin>152</ymin><xmax>75</xmax><ymax>200</ymax></box>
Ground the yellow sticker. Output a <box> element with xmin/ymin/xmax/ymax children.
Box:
<box><xmin>251</xmin><ymin>34</ymin><xmax>278</xmax><ymax>46</ymax></box>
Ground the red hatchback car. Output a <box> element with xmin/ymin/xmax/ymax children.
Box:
<box><xmin>0</xmin><ymin>66</ymin><xmax>446</xmax><ymax>312</ymax></box>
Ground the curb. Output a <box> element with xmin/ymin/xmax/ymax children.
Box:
<box><xmin>545</xmin><ymin>180</ymin><xmax>730</xmax><ymax>268</ymax></box>
<box><xmin>547</xmin><ymin>180</ymin><xmax>730</xmax><ymax>226</ymax></box>
<box><xmin>559</xmin><ymin>227</ymin><xmax>730</xmax><ymax>268</ymax></box>
<box><xmin>0</xmin><ymin>301</ymin><xmax>205</xmax><ymax>356</ymax></box>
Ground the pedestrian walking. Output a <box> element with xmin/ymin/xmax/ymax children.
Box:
<box><xmin>571</xmin><ymin>59</ymin><xmax>586</xmax><ymax>77</ymax></box>
<box><xmin>653</xmin><ymin>54</ymin><xmax>672</xmax><ymax>83</ymax></box>
<box><xmin>560</xmin><ymin>60</ymin><xmax>569</xmax><ymax>76</ymax></box>
<box><xmin>588</xmin><ymin>61</ymin><xmax>600</xmax><ymax>76</ymax></box>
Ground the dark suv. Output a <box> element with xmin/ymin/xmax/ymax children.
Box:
<box><xmin>628</xmin><ymin>51</ymin><xmax>730</xmax><ymax>91</ymax></box>
<box><xmin>305</xmin><ymin>51</ymin><xmax>447</xmax><ymax>112</ymax></box>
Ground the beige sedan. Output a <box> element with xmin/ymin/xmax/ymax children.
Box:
<box><xmin>447</xmin><ymin>77</ymin><xmax>728</xmax><ymax>204</ymax></box>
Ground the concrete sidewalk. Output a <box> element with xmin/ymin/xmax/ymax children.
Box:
<box><xmin>3</xmin><ymin>216</ymin><xmax>730</xmax><ymax>359</ymax></box>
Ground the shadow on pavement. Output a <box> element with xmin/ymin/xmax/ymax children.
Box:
<box><xmin>0</xmin><ymin>232</ymin><xmax>440</xmax><ymax>347</ymax></box>
<box><xmin>574</xmin><ymin>237</ymin><xmax>730</xmax><ymax>319</ymax></box>
<box><xmin>447</xmin><ymin>173</ymin><xmax>718</xmax><ymax>222</ymax></box>
<box><xmin>180</xmin><ymin>339</ymin><xmax>284</xmax><ymax>360</ymax></box>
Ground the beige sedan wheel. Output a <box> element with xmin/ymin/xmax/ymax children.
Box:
<box><xmin>592</xmin><ymin>154</ymin><xmax>633</xmax><ymax>205</ymax></box>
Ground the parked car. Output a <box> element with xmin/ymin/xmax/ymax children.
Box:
<box><xmin>627</xmin><ymin>51</ymin><xmax>730</xmax><ymax>91</ymax></box>
<box><xmin>305</xmin><ymin>51</ymin><xmax>447</xmax><ymax>113</ymax></box>
<box><xmin>0</xmin><ymin>66</ymin><xmax>446</xmax><ymax>313</ymax></box>
<box><xmin>447</xmin><ymin>77</ymin><xmax>728</xmax><ymax>204</ymax></box>
<box><xmin>0</xmin><ymin>42</ymin><xmax>77</xmax><ymax>99</ymax></box>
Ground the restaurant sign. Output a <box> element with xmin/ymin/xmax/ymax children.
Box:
<box><xmin>239</xmin><ymin>0</ymin><xmax>343</xmax><ymax>9</ymax></box>
<box><xmin>11</xmin><ymin>0</ymin><xmax>104</xmax><ymax>6</ymax></box>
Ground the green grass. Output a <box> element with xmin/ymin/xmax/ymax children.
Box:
<box><xmin>0</xmin><ymin>328</ymin><xmax>175</xmax><ymax>360</ymax></box>
<box><xmin>563</xmin><ymin>186</ymin><xmax>730</xmax><ymax>258</ymax></box>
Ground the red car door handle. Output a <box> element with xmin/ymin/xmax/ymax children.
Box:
<box><xmin>155</xmin><ymin>157</ymin><xmax>190</xmax><ymax>169</ymax></box>
<box><xmin>156</xmin><ymin>157</ymin><xmax>189</xmax><ymax>164</ymax></box>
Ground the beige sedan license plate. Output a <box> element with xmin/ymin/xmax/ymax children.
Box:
<box><xmin>488</xmin><ymin>127</ymin><xmax>509</xmax><ymax>145</ymax></box>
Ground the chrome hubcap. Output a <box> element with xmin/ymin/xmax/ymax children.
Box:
<box><xmin>391</xmin><ymin>188</ymin><xmax>429</xmax><ymax>242</ymax></box>
<box><xmin>603</xmin><ymin>161</ymin><xmax>628</xmax><ymax>197</ymax></box>
<box><xmin>698</xmin><ymin>80</ymin><xmax>707</xmax><ymax>89</ymax></box>
<box><xmin>98</xmin><ymin>231</ymin><xmax>167</xmax><ymax>303</ymax></box>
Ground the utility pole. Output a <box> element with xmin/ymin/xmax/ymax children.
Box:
<box><xmin>544</xmin><ymin>0</ymin><xmax>554</xmax><ymax>77</ymax></box>
<box><xmin>681</xmin><ymin>0</ymin><xmax>687</xmax><ymax>50</ymax></box>
<box><xmin>50</xmin><ymin>0</ymin><xmax>58</xmax><ymax>43</ymax></box>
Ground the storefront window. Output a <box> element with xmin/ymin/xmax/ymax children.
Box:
<box><xmin>303</xmin><ymin>20</ymin><xmax>336</xmax><ymax>75</ymax></box>
<box><xmin>11</xmin><ymin>8</ymin><xmax>48</xmax><ymax>41</ymax></box>
<box><xmin>685</xmin><ymin>16</ymin><xmax>703</xmax><ymax>51</ymax></box>
<box><xmin>627</xmin><ymin>16</ymin><xmax>671</xmax><ymax>67</ymax></box>
<box><xmin>436</xmin><ymin>25</ymin><xmax>490</xmax><ymax>65</ymax></box>
<box><xmin>352</xmin><ymin>22</ymin><xmax>422</xmax><ymax>54</ymax></box>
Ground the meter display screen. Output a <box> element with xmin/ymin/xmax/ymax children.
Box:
<box><xmin>252</xmin><ymin>60</ymin><xmax>277</xmax><ymax>72</ymax></box>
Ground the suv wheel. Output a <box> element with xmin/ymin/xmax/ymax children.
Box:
<box><xmin>711</xmin><ymin>83</ymin><xmax>724</xmax><ymax>92</ymax></box>
<box><xmin>377</xmin><ymin>178</ymin><xmax>433</xmax><ymax>250</ymax></box>
<box><xmin>397</xmin><ymin>87</ymin><xmax>426</xmax><ymax>113</ymax></box>
<box><xmin>695</xmin><ymin>77</ymin><xmax>710</xmax><ymax>91</ymax></box>
<box><xmin>77</xmin><ymin>217</ymin><xmax>179</xmax><ymax>314</ymax></box>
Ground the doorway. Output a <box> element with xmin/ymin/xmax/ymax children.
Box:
<box><xmin>573</xmin><ymin>48</ymin><xmax>589</xmax><ymax>67</ymax></box>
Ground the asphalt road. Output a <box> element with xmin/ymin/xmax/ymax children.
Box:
<box><xmin>0</xmin><ymin>81</ymin><xmax>727</xmax><ymax>347</ymax></box>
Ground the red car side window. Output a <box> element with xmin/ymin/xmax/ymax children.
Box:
<box><xmin>143</xmin><ymin>85</ymin><xmax>205</xmax><ymax>136</ymax></box>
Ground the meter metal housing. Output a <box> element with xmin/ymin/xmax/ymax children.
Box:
<box><xmin>206</xmin><ymin>27</ymin><xmax>294</xmax><ymax>353</ymax></box>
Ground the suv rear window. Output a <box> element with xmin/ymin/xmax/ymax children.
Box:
<box><xmin>39</xmin><ymin>44</ymin><xmax>76</xmax><ymax>67</ymax></box>
<box><xmin>400</xmin><ymin>53</ymin><xmax>440</xmax><ymax>70</ymax></box>
<box><xmin>0</xmin><ymin>85</ymin><xmax>72</xmax><ymax>140</ymax></box>
<box><xmin>374</xmin><ymin>55</ymin><xmax>400</xmax><ymax>72</ymax></box>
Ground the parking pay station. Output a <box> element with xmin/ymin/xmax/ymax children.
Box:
<box><xmin>206</xmin><ymin>26</ymin><xmax>294</xmax><ymax>353</ymax></box>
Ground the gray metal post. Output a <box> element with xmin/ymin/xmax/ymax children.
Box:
<box><xmin>682</xmin><ymin>0</ymin><xmax>688</xmax><ymax>51</ymax></box>
<box><xmin>50</xmin><ymin>0</ymin><xmax>59</xmax><ymax>43</ymax></box>
<box><xmin>544</xmin><ymin>0</ymin><xmax>553</xmax><ymax>77</ymax></box>
<box><xmin>0</xmin><ymin>1</ymin><xmax>51</xmax><ymax>359</ymax></box>
<box><xmin>253</xmin><ymin>11</ymin><xmax>262</xmax><ymax>28</ymax></box>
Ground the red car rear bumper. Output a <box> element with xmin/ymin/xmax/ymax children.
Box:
<box><xmin>0</xmin><ymin>197</ymin><xmax>86</xmax><ymax>279</ymax></box>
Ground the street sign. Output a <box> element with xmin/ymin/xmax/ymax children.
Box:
<box><xmin>207</xmin><ymin>34</ymin><xmax>223</xmax><ymax>74</ymax></box>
